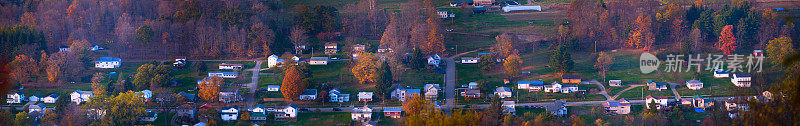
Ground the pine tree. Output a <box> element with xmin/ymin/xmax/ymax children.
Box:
<box><xmin>550</xmin><ymin>45</ymin><xmax>574</xmax><ymax>74</ymax></box>
<box><xmin>376</xmin><ymin>61</ymin><xmax>393</xmax><ymax>102</ymax></box>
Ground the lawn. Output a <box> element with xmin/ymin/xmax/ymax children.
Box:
<box><xmin>263</xmin><ymin>112</ymin><xmax>352</xmax><ymax>126</ymax></box>
<box><xmin>151</xmin><ymin>112</ymin><xmax>175</xmax><ymax>126</ymax></box>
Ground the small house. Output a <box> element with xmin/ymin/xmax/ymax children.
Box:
<box><xmin>461</xmin><ymin>57</ymin><xmax>479</xmax><ymax>64</ymax></box>
<box><xmin>178</xmin><ymin>92</ymin><xmax>196</xmax><ymax>102</ymax></box>
<box><xmin>70</xmin><ymin>90</ymin><xmax>94</xmax><ymax>105</ymax></box>
<box><xmin>390</xmin><ymin>85</ymin><xmax>406</xmax><ymax>101</ymax></box>
<box><xmin>267</xmin><ymin>85</ymin><xmax>280</xmax><ymax>92</ymax></box>
<box><xmin>753</xmin><ymin>50</ymin><xmax>763</xmax><ymax>56</ymax></box>
<box><xmin>424</xmin><ymin>84</ymin><xmax>441</xmax><ymax>100</ymax></box>
<box><xmin>609</xmin><ymin>80</ymin><xmax>622</xmax><ymax>87</ymax></box>
<box><xmin>693</xmin><ymin>95</ymin><xmax>714</xmax><ymax>109</ymax></box>
<box><xmin>686</xmin><ymin>80</ymin><xmax>704</xmax><ymax>90</ymax></box>
<box><xmin>494</xmin><ymin>87</ymin><xmax>512</xmax><ymax>98</ymax></box>
<box><xmin>714</xmin><ymin>71</ymin><xmax>730</xmax><ymax>78</ymax></box>
<box><xmin>404</xmin><ymin>89</ymin><xmax>421</xmax><ymax>101</ymax></box>
<box><xmin>680</xmin><ymin>98</ymin><xmax>693</xmax><ymax>106</ymax></box>
<box><xmin>377</xmin><ymin>46</ymin><xmax>392</xmax><ymax>53</ymax></box>
<box><xmin>383</xmin><ymin>107</ymin><xmax>402</xmax><ymax>118</ymax></box>
<box><xmin>462</xmin><ymin>89</ymin><xmax>482</xmax><ymax>98</ymax></box>
<box><xmin>43</xmin><ymin>94</ymin><xmax>59</xmax><ymax>103</ymax></box>
<box><xmin>518</xmin><ymin>81</ymin><xmax>544</xmax><ymax>91</ymax></box>
<box><xmin>138</xmin><ymin>90</ymin><xmax>153</xmax><ymax>101</ymax></box>
<box><xmin>94</xmin><ymin>57</ymin><xmax>121</xmax><ymax>69</ymax></box>
<box><xmin>208</xmin><ymin>71</ymin><xmax>238</xmax><ymax>79</ymax></box>
<box><xmin>138</xmin><ymin>110</ymin><xmax>158</xmax><ymax>122</ymax></box>
<box><xmin>474</xmin><ymin>0</ymin><xmax>494</xmax><ymax>6</ymax></box>
<box><xmin>250</xmin><ymin>104</ymin><xmax>268</xmax><ymax>121</ymax></box>
<box><xmin>645</xmin><ymin>95</ymin><xmax>671</xmax><ymax>109</ymax></box>
<box><xmin>561</xmin><ymin>75</ymin><xmax>581</xmax><ymax>84</ymax></box>
<box><xmin>427</xmin><ymin>54</ymin><xmax>441</xmax><ymax>66</ymax></box>
<box><xmin>218</xmin><ymin>63</ymin><xmax>243</xmax><ymax>70</ymax></box>
<box><xmin>28</xmin><ymin>94</ymin><xmax>42</xmax><ymax>102</ymax></box>
<box><xmin>436</xmin><ymin>9</ymin><xmax>451</xmax><ymax>19</ymax></box>
<box><xmin>267</xmin><ymin>55</ymin><xmax>283</xmax><ymax>68</ymax></box>
<box><xmin>309</xmin><ymin>57</ymin><xmax>329</xmax><ymax>65</ymax></box>
<box><xmin>6</xmin><ymin>92</ymin><xmax>24</xmax><ymax>104</ymax></box>
<box><xmin>731</xmin><ymin>73</ymin><xmax>751</xmax><ymax>87</ymax></box>
<box><xmin>173</xmin><ymin>58</ymin><xmax>186</xmax><ymax>68</ymax></box>
<box><xmin>358</xmin><ymin>92</ymin><xmax>374</xmax><ymax>102</ymax></box>
<box><xmin>325</xmin><ymin>42</ymin><xmax>338</xmax><ymax>55</ymax></box>
<box><xmin>544</xmin><ymin>82</ymin><xmax>562</xmax><ymax>93</ymax></box>
<box><xmin>219</xmin><ymin>89</ymin><xmax>241</xmax><ymax>103</ymax></box>
<box><xmin>602</xmin><ymin>98</ymin><xmax>631</xmax><ymax>115</ymax></box>
<box><xmin>28</xmin><ymin>103</ymin><xmax>46</xmax><ymax>113</ymax></box>
<box><xmin>351</xmin><ymin>105</ymin><xmax>373</xmax><ymax>121</ymax></box>
<box><xmin>177</xmin><ymin>104</ymin><xmax>196</xmax><ymax>118</ymax></box>
<box><xmin>329</xmin><ymin>89</ymin><xmax>350</xmax><ymax>102</ymax></box>
<box><xmin>300</xmin><ymin>89</ymin><xmax>317</xmax><ymax>100</ymax></box>
<box><xmin>561</xmin><ymin>85</ymin><xmax>579</xmax><ymax>93</ymax></box>
<box><xmin>646</xmin><ymin>79</ymin><xmax>668</xmax><ymax>91</ymax></box>
<box><xmin>275</xmin><ymin>103</ymin><xmax>298</xmax><ymax>121</ymax></box>
<box><xmin>502</xmin><ymin>101</ymin><xmax>516</xmax><ymax>115</ymax></box>
<box><xmin>546</xmin><ymin>100</ymin><xmax>568</xmax><ymax>117</ymax></box>
<box><xmin>59</xmin><ymin>45</ymin><xmax>70</xmax><ymax>52</ymax></box>
<box><xmin>220</xmin><ymin>106</ymin><xmax>239</xmax><ymax>121</ymax></box>
<box><xmin>352</xmin><ymin>44</ymin><xmax>366</xmax><ymax>52</ymax></box>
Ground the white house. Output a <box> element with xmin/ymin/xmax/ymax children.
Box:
<box><xmin>494</xmin><ymin>87</ymin><xmax>512</xmax><ymax>98</ymax></box>
<box><xmin>609</xmin><ymin>80</ymin><xmax>622</xmax><ymax>87</ymax></box>
<box><xmin>220</xmin><ymin>106</ymin><xmax>239</xmax><ymax>121</ymax></box>
<box><xmin>351</xmin><ymin>105</ymin><xmax>373</xmax><ymax>121</ymax></box>
<box><xmin>602</xmin><ymin>98</ymin><xmax>631</xmax><ymax>115</ymax></box>
<box><xmin>390</xmin><ymin>85</ymin><xmax>406</xmax><ymax>101</ymax></box>
<box><xmin>208</xmin><ymin>71</ymin><xmax>238</xmax><ymax>79</ymax></box>
<box><xmin>252</xmin><ymin>104</ymin><xmax>266</xmax><ymax>113</ymax></box>
<box><xmin>275</xmin><ymin>103</ymin><xmax>298</xmax><ymax>121</ymax></box>
<box><xmin>267</xmin><ymin>55</ymin><xmax>283</xmax><ymax>68</ymax></box>
<box><xmin>424</xmin><ymin>84</ymin><xmax>440</xmax><ymax>100</ymax></box>
<box><xmin>70</xmin><ymin>90</ymin><xmax>94</xmax><ymax>105</ymax></box>
<box><xmin>6</xmin><ymin>91</ymin><xmax>24</xmax><ymax>104</ymax></box>
<box><xmin>546</xmin><ymin>100</ymin><xmax>568</xmax><ymax>117</ymax></box>
<box><xmin>43</xmin><ymin>94</ymin><xmax>59</xmax><ymax>103</ymax></box>
<box><xmin>329</xmin><ymin>89</ymin><xmax>350</xmax><ymax>102</ymax></box>
<box><xmin>544</xmin><ymin>82</ymin><xmax>562</xmax><ymax>93</ymax></box>
<box><xmin>561</xmin><ymin>85</ymin><xmax>579</xmax><ymax>93</ymax></box>
<box><xmin>309</xmin><ymin>57</ymin><xmax>329</xmax><ymax>65</ymax></box>
<box><xmin>377</xmin><ymin>46</ymin><xmax>392</xmax><ymax>53</ymax></box>
<box><xmin>138</xmin><ymin>90</ymin><xmax>153</xmax><ymax>101</ymax></box>
<box><xmin>28</xmin><ymin>103</ymin><xmax>46</xmax><ymax>113</ymax></box>
<box><xmin>28</xmin><ymin>94</ymin><xmax>42</xmax><ymax>102</ymax></box>
<box><xmin>325</xmin><ymin>42</ymin><xmax>338</xmax><ymax>55</ymax></box>
<box><xmin>138</xmin><ymin>110</ymin><xmax>158</xmax><ymax>122</ymax></box>
<box><xmin>94</xmin><ymin>57</ymin><xmax>121</xmax><ymax>68</ymax></box>
<box><xmin>300</xmin><ymin>89</ymin><xmax>317</xmax><ymax>100</ymax></box>
<box><xmin>714</xmin><ymin>71</ymin><xmax>730</xmax><ymax>78</ymax></box>
<box><xmin>173</xmin><ymin>58</ymin><xmax>186</xmax><ymax>68</ymax></box>
<box><xmin>461</xmin><ymin>57</ymin><xmax>479</xmax><ymax>64</ymax></box>
<box><xmin>219</xmin><ymin>89</ymin><xmax>241</xmax><ymax>103</ymax></box>
<box><xmin>731</xmin><ymin>73</ymin><xmax>751</xmax><ymax>87</ymax></box>
<box><xmin>686</xmin><ymin>80</ymin><xmax>704</xmax><ymax>90</ymax></box>
<box><xmin>437</xmin><ymin>9</ymin><xmax>449</xmax><ymax>18</ymax></box>
<box><xmin>358</xmin><ymin>92</ymin><xmax>374</xmax><ymax>102</ymax></box>
<box><xmin>251</xmin><ymin>104</ymin><xmax>268</xmax><ymax>121</ymax></box>
<box><xmin>502</xmin><ymin>5</ymin><xmax>542</xmax><ymax>12</ymax></box>
<box><xmin>693</xmin><ymin>95</ymin><xmax>714</xmax><ymax>109</ymax></box>
<box><xmin>645</xmin><ymin>95</ymin><xmax>671</xmax><ymax>109</ymax></box>
<box><xmin>267</xmin><ymin>85</ymin><xmax>280</xmax><ymax>92</ymax></box>
<box><xmin>218</xmin><ymin>63</ymin><xmax>243</xmax><ymax>70</ymax></box>
<box><xmin>427</xmin><ymin>54</ymin><xmax>441</xmax><ymax>66</ymax></box>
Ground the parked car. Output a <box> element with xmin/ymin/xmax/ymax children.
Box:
<box><xmin>332</xmin><ymin>108</ymin><xmax>342</xmax><ymax>111</ymax></box>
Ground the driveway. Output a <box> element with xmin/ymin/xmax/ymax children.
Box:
<box><xmin>583</xmin><ymin>79</ymin><xmax>611</xmax><ymax>101</ymax></box>
<box><xmin>610</xmin><ymin>84</ymin><xmax>644</xmax><ymax>100</ymax></box>
<box><xmin>443</xmin><ymin>58</ymin><xmax>456</xmax><ymax>110</ymax></box>
<box><xmin>669</xmin><ymin>83</ymin><xmax>681</xmax><ymax>99</ymax></box>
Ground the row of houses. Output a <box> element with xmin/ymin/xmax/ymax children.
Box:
<box><xmin>295</xmin><ymin>89</ymin><xmax>377</xmax><ymax>102</ymax></box>
<box><xmin>7</xmin><ymin>92</ymin><xmax>60</xmax><ymax>104</ymax></box>
<box><xmin>267</xmin><ymin>54</ymin><xmax>330</xmax><ymax>68</ymax></box>
<box><xmin>517</xmin><ymin>81</ymin><xmax>580</xmax><ymax>94</ymax></box>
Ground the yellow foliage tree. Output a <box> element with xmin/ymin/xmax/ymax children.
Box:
<box><xmin>198</xmin><ymin>76</ymin><xmax>222</xmax><ymax>102</ymax></box>
<box><xmin>351</xmin><ymin>53</ymin><xmax>380</xmax><ymax>84</ymax></box>
<box><xmin>503</xmin><ymin>53</ymin><xmax>522</xmax><ymax>78</ymax></box>
<box><xmin>628</xmin><ymin>13</ymin><xmax>654</xmax><ymax>50</ymax></box>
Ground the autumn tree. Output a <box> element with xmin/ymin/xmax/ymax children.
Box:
<box><xmin>135</xmin><ymin>24</ymin><xmax>154</xmax><ymax>45</ymax></box>
<box><xmin>88</xmin><ymin>91</ymin><xmax>147</xmax><ymax>125</ymax></box>
<box><xmin>132</xmin><ymin>63</ymin><xmax>173</xmax><ymax>90</ymax></box>
<box><xmin>376</xmin><ymin>61</ymin><xmax>393</xmax><ymax>102</ymax></box>
<box><xmin>8</xmin><ymin>55</ymin><xmax>37</xmax><ymax>84</ymax></box>
<box><xmin>550</xmin><ymin>45</ymin><xmax>574</xmax><ymax>74</ymax></box>
<box><xmin>91</xmin><ymin>72</ymin><xmax>109</xmax><ymax>96</ymax></box>
<box><xmin>290</xmin><ymin>25</ymin><xmax>309</xmax><ymax>54</ymax></box>
<box><xmin>765</xmin><ymin>37</ymin><xmax>795</xmax><ymax>69</ymax></box>
<box><xmin>493</xmin><ymin>33</ymin><xmax>519</xmax><ymax>58</ymax></box>
<box><xmin>478</xmin><ymin>54</ymin><xmax>495</xmax><ymax>71</ymax></box>
<box><xmin>281</xmin><ymin>65</ymin><xmax>307</xmax><ymax>101</ymax></box>
<box><xmin>422</xmin><ymin>18</ymin><xmax>445</xmax><ymax>55</ymax></box>
<box><xmin>594</xmin><ymin>51</ymin><xmax>613</xmax><ymax>82</ymax></box>
<box><xmin>482</xmin><ymin>95</ymin><xmax>503</xmax><ymax>125</ymax></box>
<box><xmin>14</xmin><ymin>111</ymin><xmax>29</xmax><ymax>126</ymax></box>
<box><xmin>628</xmin><ymin>13</ymin><xmax>654</xmax><ymax>50</ymax></box>
<box><xmin>198</xmin><ymin>76</ymin><xmax>222</xmax><ymax>102</ymax></box>
<box><xmin>403</xmin><ymin>95</ymin><xmax>430</xmax><ymax>125</ymax></box>
<box><xmin>352</xmin><ymin>53</ymin><xmax>380</xmax><ymax>84</ymax></box>
<box><xmin>504</xmin><ymin>53</ymin><xmax>522</xmax><ymax>78</ymax></box>
<box><xmin>717</xmin><ymin>25</ymin><xmax>737</xmax><ymax>55</ymax></box>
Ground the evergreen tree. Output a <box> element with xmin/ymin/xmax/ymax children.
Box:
<box><xmin>550</xmin><ymin>45</ymin><xmax>574</xmax><ymax>74</ymax></box>
<box><xmin>737</xmin><ymin>11</ymin><xmax>759</xmax><ymax>50</ymax></box>
<box><xmin>376</xmin><ymin>61</ymin><xmax>393</xmax><ymax>102</ymax></box>
<box><xmin>410</xmin><ymin>47</ymin><xmax>425</xmax><ymax>69</ymax></box>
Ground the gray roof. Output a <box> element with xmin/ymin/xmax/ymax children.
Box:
<box><xmin>303</xmin><ymin>89</ymin><xmax>317</xmax><ymax>95</ymax></box>
<box><xmin>384</xmin><ymin>107</ymin><xmax>402</xmax><ymax>112</ymax></box>
<box><xmin>310</xmin><ymin>57</ymin><xmax>328</xmax><ymax>61</ymax></box>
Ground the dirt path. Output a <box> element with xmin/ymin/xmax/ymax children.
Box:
<box><xmin>610</xmin><ymin>84</ymin><xmax>644</xmax><ymax>100</ymax></box>
<box><xmin>583</xmin><ymin>79</ymin><xmax>612</xmax><ymax>101</ymax></box>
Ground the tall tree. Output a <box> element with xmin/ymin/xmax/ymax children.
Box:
<box><xmin>717</xmin><ymin>25</ymin><xmax>737</xmax><ymax>55</ymax></box>
<box><xmin>478</xmin><ymin>54</ymin><xmax>495</xmax><ymax>71</ymax></box>
<box><xmin>135</xmin><ymin>24</ymin><xmax>154</xmax><ymax>45</ymax></box>
<box><xmin>351</xmin><ymin>53</ymin><xmax>380</xmax><ymax>84</ymax></box>
<box><xmin>91</xmin><ymin>72</ymin><xmax>109</xmax><ymax>96</ymax></box>
<box><xmin>737</xmin><ymin>11</ymin><xmax>759</xmax><ymax>50</ymax></box>
<box><xmin>198</xmin><ymin>76</ymin><xmax>222</xmax><ymax>102</ymax></box>
<box><xmin>550</xmin><ymin>45</ymin><xmax>574</xmax><ymax>74</ymax></box>
<box><xmin>493</xmin><ymin>33</ymin><xmax>519</xmax><ymax>58</ymax></box>
<box><xmin>410</xmin><ymin>47</ymin><xmax>426</xmax><ymax>69</ymax></box>
<box><xmin>290</xmin><ymin>25</ymin><xmax>308</xmax><ymax>54</ymax></box>
<box><xmin>13</xmin><ymin>111</ymin><xmax>29</xmax><ymax>126</ymax></box>
<box><xmin>628</xmin><ymin>13</ymin><xmax>654</xmax><ymax>50</ymax></box>
<box><xmin>765</xmin><ymin>37</ymin><xmax>795</xmax><ymax>69</ymax></box>
<box><xmin>8</xmin><ymin>55</ymin><xmax>36</xmax><ymax>84</ymax></box>
<box><xmin>281</xmin><ymin>65</ymin><xmax>307</xmax><ymax>101</ymax></box>
<box><xmin>594</xmin><ymin>51</ymin><xmax>614</xmax><ymax>82</ymax></box>
<box><xmin>376</xmin><ymin>61</ymin><xmax>393</xmax><ymax>102</ymax></box>
<box><xmin>88</xmin><ymin>91</ymin><xmax>147</xmax><ymax>125</ymax></box>
<box><xmin>503</xmin><ymin>53</ymin><xmax>522</xmax><ymax>78</ymax></box>
<box><xmin>422</xmin><ymin>18</ymin><xmax>445</xmax><ymax>55</ymax></box>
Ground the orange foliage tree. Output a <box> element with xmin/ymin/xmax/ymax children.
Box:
<box><xmin>422</xmin><ymin>18</ymin><xmax>445</xmax><ymax>55</ymax></box>
<box><xmin>281</xmin><ymin>65</ymin><xmax>307</xmax><ymax>101</ymax></box>
<box><xmin>351</xmin><ymin>53</ymin><xmax>380</xmax><ymax>84</ymax></box>
<box><xmin>198</xmin><ymin>76</ymin><xmax>222</xmax><ymax>102</ymax></box>
<box><xmin>717</xmin><ymin>25</ymin><xmax>737</xmax><ymax>55</ymax></box>
<box><xmin>628</xmin><ymin>13</ymin><xmax>654</xmax><ymax>50</ymax></box>
<box><xmin>8</xmin><ymin>55</ymin><xmax>37</xmax><ymax>84</ymax></box>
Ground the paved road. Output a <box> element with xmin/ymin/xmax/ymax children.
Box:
<box><xmin>584</xmin><ymin>79</ymin><xmax>612</xmax><ymax>101</ymax></box>
<box><xmin>610</xmin><ymin>84</ymin><xmax>644</xmax><ymax>100</ymax></box>
<box><xmin>443</xmin><ymin>58</ymin><xmax>456</xmax><ymax>110</ymax></box>
<box><xmin>244</xmin><ymin>61</ymin><xmax>263</xmax><ymax>109</ymax></box>
<box><xmin>669</xmin><ymin>83</ymin><xmax>682</xmax><ymax>99</ymax></box>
